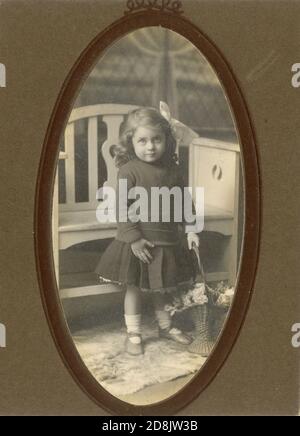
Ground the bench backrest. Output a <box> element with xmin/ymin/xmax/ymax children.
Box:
<box><xmin>59</xmin><ymin>104</ymin><xmax>138</xmax><ymax>212</ymax></box>
<box><xmin>59</xmin><ymin>103</ymin><xmax>198</xmax><ymax>214</ymax></box>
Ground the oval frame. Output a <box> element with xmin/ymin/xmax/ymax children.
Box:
<box><xmin>34</xmin><ymin>10</ymin><xmax>260</xmax><ymax>415</ymax></box>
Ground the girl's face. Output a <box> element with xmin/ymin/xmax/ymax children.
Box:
<box><xmin>132</xmin><ymin>126</ymin><xmax>166</xmax><ymax>163</ymax></box>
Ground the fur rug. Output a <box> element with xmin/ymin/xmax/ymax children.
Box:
<box><xmin>72</xmin><ymin>320</ymin><xmax>206</xmax><ymax>398</ymax></box>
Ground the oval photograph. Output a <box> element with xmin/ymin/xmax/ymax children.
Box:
<box><xmin>51</xmin><ymin>27</ymin><xmax>244</xmax><ymax>406</ymax></box>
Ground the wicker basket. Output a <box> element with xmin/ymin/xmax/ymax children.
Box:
<box><xmin>187</xmin><ymin>303</ymin><xmax>215</xmax><ymax>357</ymax></box>
<box><xmin>187</xmin><ymin>245</ymin><xmax>232</xmax><ymax>356</ymax></box>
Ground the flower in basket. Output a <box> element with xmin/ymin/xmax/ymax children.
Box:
<box><xmin>205</xmin><ymin>281</ymin><xmax>235</xmax><ymax>309</ymax></box>
<box><xmin>215</xmin><ymin>287</ymin><xmax>235</xmax><ymax>308</ymax></box>
<box><xmin>164</xmin><ymin>282</ymin><xmax>208</xmax><ymax>315</ymax></box>
<box><xmin>164</xmin><ymin>297</ymin><xmax>182</xmax><ymax>316</ymax></box>
<box><xmin>191</xmin><ymin>282</ymin><xmax>208</xmax><ymax>305</ymax></box>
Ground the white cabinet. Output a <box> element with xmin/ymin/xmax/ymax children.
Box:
<box><xmin>189</xmin><ymin>137</ymin><xmax>242</xmax><ymax>285</ymax></box>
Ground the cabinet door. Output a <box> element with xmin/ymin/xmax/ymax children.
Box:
<box><xmin>190</xmin><ymin>140</ymin><xmax>239</xmax><ymax>215</ymax></box>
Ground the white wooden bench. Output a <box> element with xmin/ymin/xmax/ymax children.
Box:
<box><xmin>52</xmin><ymin>104</ymin><xmax>138</xmax><ymax>298</ymax></box>
<box><xmin>52</xmin><ymin>104</ymin><xmax>240</xmax><ymax>299</ymax></box>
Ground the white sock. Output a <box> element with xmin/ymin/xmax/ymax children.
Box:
<box><xmin>155</xmin><ymin>310</ymin><xmax>172</xmax><ymax>331</ymax></box>
<box><xmin>124</xmin><ymin>314</ymin><xmax>142</xmax><ymax>343</ymax></box>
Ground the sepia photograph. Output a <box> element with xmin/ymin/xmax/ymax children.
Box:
<box><xmin>51</xmin><ymin>27</ymin><xmax>244</xmax><ymax>405</ymax></box>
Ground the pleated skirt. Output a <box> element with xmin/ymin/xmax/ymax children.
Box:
<box><xmin>94</xmin><ymin>239</ymin><xmax>196</xmax><ymax>294</ymax></box>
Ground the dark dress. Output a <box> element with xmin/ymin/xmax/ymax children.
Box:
<box><xmin>94</xmin><ymin>157</ymin><xmax>197</xmax><ymax>293</ymax></box>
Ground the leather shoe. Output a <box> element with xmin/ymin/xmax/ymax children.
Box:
<box><xmin>125</xmin><ymin>333</ymin><xmax>144</xmax><ymax>356</ymax></box>
<box><xmin>158</xmin><ymin>327</ymin><xmax>192</xmax><ymax>345</ymax></box>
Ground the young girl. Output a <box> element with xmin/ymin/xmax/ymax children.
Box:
<box><xmin>95</xmin><ymin>107</ymin><xmax>200</xmax><ymax>356</ymax></box>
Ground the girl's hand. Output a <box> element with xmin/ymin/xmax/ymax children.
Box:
<box><xmin>131</xmin><ymin>239</ymin><xmax>155</xmax><ymax>264</ymax></box>
<box><xmin>187</xmin><ymin>232</ymin><xmax>199</xmax><ymax>250</ymax></box>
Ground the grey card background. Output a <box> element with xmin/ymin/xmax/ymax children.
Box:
<box><xmin>0</xmin><ymin>0</ymin><xmax>299</xmax><ymax>415</ymax></box>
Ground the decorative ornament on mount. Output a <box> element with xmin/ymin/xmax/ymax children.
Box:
<box><xmin>124</xmin><ymin>0</ymin><xmax>184</xmax><ymax>15</ymax></box>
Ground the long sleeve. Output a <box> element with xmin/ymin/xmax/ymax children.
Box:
<box><xmin>115</xmin><ymin>164</ymin><xmax>143</xmax><ymax>244</ymax></box>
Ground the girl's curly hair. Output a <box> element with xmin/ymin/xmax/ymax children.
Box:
<box><xmin>113</xmin><ymin>107</ymin><xmax>178</xmax><ymax>168</ymax></box>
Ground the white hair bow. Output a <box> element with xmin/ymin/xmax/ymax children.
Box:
<box><xmin>159</xmin><ymin>101</ymin><xmax>198</xmax><ymax>147</ymax></box>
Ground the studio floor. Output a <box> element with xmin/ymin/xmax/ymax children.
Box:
<box><xmin>71</xmin><ymin>316</ymin><xmax>206</xmax><ymax>405</ymax></box>
<box><xmin>118</xmin><ymin>374</ymin><xmax>195</xmax><ymax>406</ymax></box>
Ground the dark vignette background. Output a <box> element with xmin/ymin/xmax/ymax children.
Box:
<box><xmin>0</xmin><ymin>0</ymin><xmax>299</xmax><ymax>415</ymax></box>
